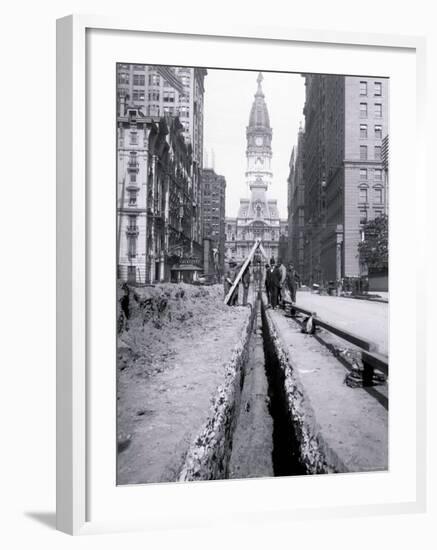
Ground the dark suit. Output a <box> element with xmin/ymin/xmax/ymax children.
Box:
<box><xmin>271</xmin><ymin>265</ymin><xmax>283</xmax><ymax>308</ymax></box>
<box><xmin>265</xmin><ymin>267</ymin><xmax>273</xmax><ymax>304</ymax></box>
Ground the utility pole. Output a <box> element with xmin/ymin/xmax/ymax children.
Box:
<box><xmin>336</xmin><ymin>224</ymin><xmax>343</xmax><ymax>295</ymax></box>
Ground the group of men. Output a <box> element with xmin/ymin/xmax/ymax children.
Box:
<box><xmin>265</xmin><ymin>258</ymin><xmax>300</xmax><ymax>309</ymax></box>
<box><xmin>224</xmin><ymin>255</ymin><xmax>300</xmax><ymax>308</ymax></box>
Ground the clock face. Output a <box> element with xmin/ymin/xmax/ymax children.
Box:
<box><xmin>255</xmin><ymin>136</ymin><xmax>263</xmax><ymax>146</ymax></box>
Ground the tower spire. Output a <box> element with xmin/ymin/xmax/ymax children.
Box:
<box><xmin>256</xmin><ymin>72</ymin><xmax>264</xmax><ymax>95</ymax></box>
<box><xmin>248</xmin><ymin>72</ymin><xmax>270</xmax><ymax>128</ymax></box>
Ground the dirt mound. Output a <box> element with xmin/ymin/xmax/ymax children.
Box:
<box><xmin>117</xmin><ymin>283</ymin><xmax>230</xmax><ymax>380</ymax></box>
<box><xmin>118</xmin><ymin>282</ymin><xmax>227</xmax><ymax>332</ymax></box>
<box><xmin>116</xmin><ymin>282</ymin><xmax>250</xmax><ymax>483</ymax></box>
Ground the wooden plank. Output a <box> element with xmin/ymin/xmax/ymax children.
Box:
<box><xmin>224</xmin><ymin>239</ymin><xmax>260</xmax><ymax>305</ymax></box>
<box><xmin>258</xmin><ymin>242</ymin><xmax>269</xmax><ymax>261</ymax></box>
<box><xmin>284</xmin><ymin>300</ymin><xmax>377</xmax><ymax>352</ymax></box>
<box><xmin>362</xmin><ymin>350</ymin><xmax>389</xmax><ymax>377</ymax></box>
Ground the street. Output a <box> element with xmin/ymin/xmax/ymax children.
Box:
<box><xmin>295</xmin><ymin>292</ymin><xmax>389</xmax><ymax>356</ymax></box>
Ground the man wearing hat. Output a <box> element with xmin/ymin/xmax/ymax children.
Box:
<box><xmin>241</xmin><ymin>261</ymin><xmax>251</xmax><ymax>306</ymax></box>
<box><xmin>224</xmin><ymin>258</ymin><xmax>239</xmax><ymax>305</ymax></box>
<box><xmin>271</xmin><ymin>258</ymin><xmax>286</xmax><ymax>309</ymax></box>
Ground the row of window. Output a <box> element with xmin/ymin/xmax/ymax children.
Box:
<box><xmin>128</xmin><ymin>190</ymin><xmax>138</xmax><ymax>206</ymax></box>
<box><xmin>127</xmin><ymin>215</ymin><xmax>138</xmax><ymax>258</ymax></box>
<box><xmin>163</xmin><ymin>91</ymin><xmax>175</xmax><ymax>103</ymax></box>
<box><xmin>360</xmin><ymin>145</ymin><xmax>382</xmax><ymax>161</ymax></box>
<box><xmin>118</xmin><ymin>73</ymin><xmax>129</xmax><ymax>85</ymax></box>
<box><xmin>149</xmin><ymin>74</ymin><xmax>160</xmax><ymax>86</ymax></box>
<box><xmin>118</xmin><ymin>73</ymin><xmax>190</xmax><ymax>88</ymax></box>
<box><xmin>117</xmin><ymin>71</ymin><xmax>151</xmax><ymax>87</ymax></box>
<box><xmin>360</xmin><ymin>81</ymin><xmax>383</xmax><ymax>97</ymax></box>
<box><xmin>360</xmin><ymin>102</ymin><xmax>383</xmax><ymax>117</ymax></box>
<box><xmin>359</xmin><ymin>168</ymin><xmax>383</xmax><ymax>180</ymax></box>
<box><xmin>358</xmin><ymin>187</ymin><xmax>384</xmax><ymax>204</ymax></box>
<box><xmin>225</xmin><ymin>232</ymin><xmax>280</xmax><ymax>241</ymax></box>
<box><xmin>360</xmin><ymin>124</ymin><xmax>383</xmax><ymax>139</ymax></box>
<box><xmin>132</xmin><ymin>90</ymin><xmax>145</xmax><ymax>102</ymax></box>
<box><xmin>133</xmin><ymin>74</ymin><xmax>145</xmax><ymax>86</ymax></box>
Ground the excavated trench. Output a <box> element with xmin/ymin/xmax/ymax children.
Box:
<box><xmin>179</xmin><ymin>296</ymin><xmax>312</xmax><ymax>481</ymax></box>
<box><xmin>227</xmin><ymin>298</ymin><xmax>309</xmax><ymax>479</ymax></box>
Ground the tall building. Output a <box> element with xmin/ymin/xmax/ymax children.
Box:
<box><xmin>117</xmin><ymin>103</ymin><xmax>202</xmax><ymax>284</ymax></box>
<box><xmin>225</xmin><ymin>73</ymin><xmax>287</xmax><ymax>264</ymax></box>
<box><xmin>301</xmin><ymin>74</ymin><xmax>389</xmax><ymax>285</ymax></box>
<box><xmin>117</xmin><ymin>64</ymin><xmax>207</xmax><ymax>245</ymax></box>
<box><xmin>201</xmin><ymin>168</ymin><xmax>227</xmax><ymax>276</ymax></box>
<box><xmin>117</xmin><ymin>65</ymin><xmax>206</xmax><ymax>164</ymax></box>
<box><xmin>287</xmin><ymin>123</ymin><xmax>305</xmax><ymax>275</ymax></box>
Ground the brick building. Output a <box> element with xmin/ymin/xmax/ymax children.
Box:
<box><xmin>301</xmin><ymin>74</ymin><xmax>389</xmax><ymax>285</ymax></box>
<box><xmin>201</xmin><ymin>168</ymin><xmax>227</xmax><ymax>277</ymax></box>
<box><xmin>287</xmin><ymin>123</ymin><xmax>305</xmax><ymax>275</ymax></box>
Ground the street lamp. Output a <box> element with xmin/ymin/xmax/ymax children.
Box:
<box><xmin>336</xmin><ymin>224</ymin><xmax>344</xmax><ymax>295</ymax></box>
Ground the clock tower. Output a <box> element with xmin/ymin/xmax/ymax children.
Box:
<box><xmin>245</xmin><ymin>72</ymin><xmax>273</xmax><ymax>193</ymax></box>
<box><xmin>225</xmin><ymin>72</ymin><xmax>288</xmax><ymax>264</ymax></box>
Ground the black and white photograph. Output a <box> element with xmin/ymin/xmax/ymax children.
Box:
<box><xmin>116</xmin><ymin>64</ymin><xmax>389</xmax><ymax>485</ymax></box>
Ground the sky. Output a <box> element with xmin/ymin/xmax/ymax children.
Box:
<box><xmin>202</xmin><ymin>69</ymin><xmax>306</xmax><ymax>219</ymax></box>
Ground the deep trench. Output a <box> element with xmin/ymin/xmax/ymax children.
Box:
<box><xmin>228</xmin><ymin>298</ymin><xmax>309</xmax><ymax>478</ymax></box>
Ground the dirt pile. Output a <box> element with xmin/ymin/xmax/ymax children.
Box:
<box><xmin>118</xmin><ymin>282</ymin><xmax>228</xmax><ymax>332</ymax></box>
<box><xmin>117</xmin><ymin>283</ymin><xmax>230</xmax><ymax>379</ymax></box>
<box><xmin>116</xmin><ymin>282</ymin><xmax>251</xmax><ymax>483</ymax></box>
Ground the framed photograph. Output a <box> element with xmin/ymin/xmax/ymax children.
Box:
<box><xmin>56</xmin><ymin>15</ymin><xmax>427</xmax><ymax>535</ymax></box>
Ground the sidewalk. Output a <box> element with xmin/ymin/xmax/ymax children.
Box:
<box><xmin>264</xmin><ymin>305</ymin><xmax>388</xmax><ymax>473</ymax></box>
<box><xmin>295</xmin><ymin>291</ymin><xmax>389</xmax><ymax>356</ymax></box>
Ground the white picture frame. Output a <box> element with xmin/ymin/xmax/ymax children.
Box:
<box><xmin>56</xmin><ymin>14</ymin><xmax>427</xmax><ymax>535</ymax></box>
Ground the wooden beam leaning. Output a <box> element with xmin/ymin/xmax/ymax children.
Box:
<box><xmin>224</xmin><ymin>239</ymin><xmax>260</xmax><ymax>305</ymax></box>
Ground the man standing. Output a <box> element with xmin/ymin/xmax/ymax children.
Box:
<box><xmin>277</xmin><ymin>259</ymin><xmax>287</xmax><ymax>307</ymax></box>
<box><xmin>286</xmin><ymin>263</ymin><xmax>300</xmax><ymax>303</ymax></box>
<box><xmin>224</xmin><ymin>259</ymin><xmax>239</xmax><ymax>306</ymax></box>
<box><xmin>265</xmin><ymin>262</ymin><xmax>273</xmax><ymax>306</ymax></box>
<box><xmin>241</xmin><ymin>262</ymin><xmax>251</xmax><ymax>306</ymax></box>
<box><xmin>229</xmin><ymin>260</ymin><xmax>240</xmax><ymax>305</ymax></box>
<box><xmin>271</xmin><ymin>259</ymin><xmax>286</xmax><ymax>309</ymax></box>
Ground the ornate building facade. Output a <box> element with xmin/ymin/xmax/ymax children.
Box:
<box><xmin>225</xmin><ymin>73</ymin><xmax>287</xmax><ymax>264</ymax></box>
<box><xmin>117</xmin><ymin>64</ymin><xmax>207</xmax><ymax>246</ymax></box>
<box><xmin>117</xmin><ymin>102</ymin><xmax>203</xmax><ymax>284</ymax></box>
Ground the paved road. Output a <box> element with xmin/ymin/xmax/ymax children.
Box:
<box><xmin>295</xmin><ymin>292</ymin><xmax>389</xmax><ymax>356</ymax></box>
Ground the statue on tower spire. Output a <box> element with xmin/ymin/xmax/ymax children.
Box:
<box><xmin>256</xmin><ymin>72</ymin><xmax>264</xmax><ymax>95</ymax></box>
